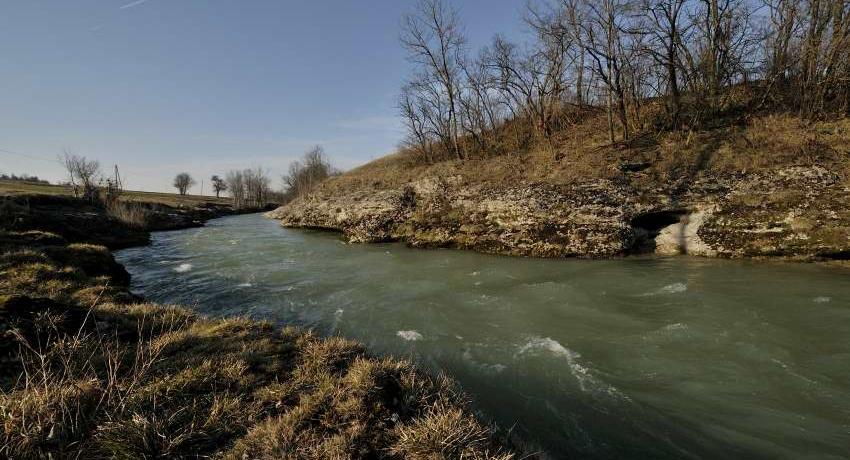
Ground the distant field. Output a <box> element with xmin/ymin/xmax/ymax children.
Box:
<box><xmin>0</xmin><ymin>179</ymin><xmax>231</xmax><ymax>207</ymax></box>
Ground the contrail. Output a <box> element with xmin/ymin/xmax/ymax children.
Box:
<box><xmin>119</xmin><ymin>0</ymin><xmax>153</xmax><ymax>10</ymax></box>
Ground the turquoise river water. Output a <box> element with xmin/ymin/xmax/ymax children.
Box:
<box><xmin>115</xmin><ymin>213</ymin><xmax>850</xmax><ymax>459</ymax></box>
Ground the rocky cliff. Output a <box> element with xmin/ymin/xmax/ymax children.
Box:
<box><xmin>268</xmin><ymin>165</ymin><xmax>850</xmax><ymax>261</ymax></box>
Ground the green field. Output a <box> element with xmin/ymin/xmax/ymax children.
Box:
<box><xmin>0</xmin><ymin>179</ymin><xmax>231</xmax><ymax>207</ymax></box>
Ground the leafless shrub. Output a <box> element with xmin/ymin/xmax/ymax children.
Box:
<box><xmin>60</xmin><ymin>151</ymin><xmax>101</xmax><ymax>201</ymax></box>
<box><xmin>281</xmin><ymin>146</ymin><xmax>337</xmax><ymax>202</ymax></box>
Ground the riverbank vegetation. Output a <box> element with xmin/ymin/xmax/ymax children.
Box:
<box><xmin>285</xmin><ymin>0</ymin><xmax>850</xmax><ymax>204</ymax></box>
<box><xmin>280</xmin><ymin>146</ymin><xmax>339</xmax><ymax>203</ymax></box>
<box><xmin>268</xmin><ymin>1</ymin><xmax>850</xmax><ymax>260</ymax></box>
<box><xmin>398</xmin><ymin>0</ymin><xmax>850</xmax><ymax>166</ymax></box>
<box><xmin>0</xmin><ymin>192</ymin><xmax>520</xmax><ymax>458</ymax></box>
<box><xmin>224</xmin><ymin>167</ymin><xmax>277</xmax><ymax>210</ymax></box>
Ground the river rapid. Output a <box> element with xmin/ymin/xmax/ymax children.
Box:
<box><xmin>116</xmin><ymin>213</ymin><xmax>850</xmax><ymax>459</ymax></box>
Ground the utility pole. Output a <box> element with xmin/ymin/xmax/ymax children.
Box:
<box><xmin>113</xmin><ymin>165</ymin><xmax>123</xmax><ymax>190</ymax></box>
<box><xmin>200</xmin><ymin>180</ymin><xmax>204</xmax><ymax>196</ymax></box>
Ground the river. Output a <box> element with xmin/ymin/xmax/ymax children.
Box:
<box><xmin>115</xmin><ymin>213</ymin><xmax>850</xmax><ymax>459</ymax></box>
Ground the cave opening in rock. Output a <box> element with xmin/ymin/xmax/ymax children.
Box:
<box><xmin>629</xmin><ymin>210</ymin><xmax>689</xmax><ymax>254</ymax></box>
<box><xmin>819</xmin><ymin>250</ymin><xmax>850</xmax><ymax>260</ymax></box>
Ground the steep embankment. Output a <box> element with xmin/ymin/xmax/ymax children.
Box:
<box><xmin>269</xmin><ymin>114</ymin><xmax>850</xmax><ymax>261</ymax></box>
<box><xmin>1</xmin><ymin>195</ymin><xmax>517</xmax><ymax>458</ymax></box>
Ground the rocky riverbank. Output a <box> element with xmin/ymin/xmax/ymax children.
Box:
<box><xmin>1</xmin><ymin>194</ymin><xmax>266</xmax><ymax>249</ymax></box>
<box><xmin>269</xmin><ymin>165</ymin><xmax>850</xmax><ymax>261</ymax></box>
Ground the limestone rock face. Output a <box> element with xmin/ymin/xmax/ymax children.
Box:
<box><xmin>696</xmin><ymin>166</ymin><xmax>850</xmax><ymax>259</ymax></box>
<box><xmin>269</xmin><ymin>178</ymin><xmax>649</xmax><ymax>257</ymax></box>
<box><xmin>266</xmin><ymin>188</ymin><xmax>410</xmax><ymax>243</ymax></box>
<box><xmin>654</xmin><ymin>210</ymin><xmax>716</xmax><ymax>257</ymax></box>
<box><xmin>268</xmin><ymin>165</ymin><xmax>850</xmax><ymax>260</ymax></box>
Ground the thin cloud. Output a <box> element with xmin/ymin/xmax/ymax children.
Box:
<box><xmin>331</xmin><ymin>116</ymin><xmax>403</xmax><ymax>132</ymax></box>
<box><xmin>119</xmin><ymin>0</ymin><xmax>153</xmax><ymax>10</ymax></box>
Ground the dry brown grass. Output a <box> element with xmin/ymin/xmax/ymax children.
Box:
<box><xmin>105</xmin><ymin>200</ymin><xmax>151</xmax><ymax>229</ymax></box>
<box><xmin>710</xmin><ymin>114</ymin><xmax>850</xmax><ymax>174</ymax></box>
<box><xmin>312</xmin><ymin>109</ymin><xmax>850</xmax><ymax>201</ymax></box>
<box><xmin>0</xmin><ymin>180</ymin><xmax>231</xmax><ymax>208</ymax></box>
<box><xmin>1</xmin><ymin>225</ymin><xmax>520</xmax><ymax>459</ymax></box>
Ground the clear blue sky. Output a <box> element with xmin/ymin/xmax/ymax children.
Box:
<box><xmin>0</xmin><ymin>0</ymin><xmax>525</xmax><ymax>193</ymax></box>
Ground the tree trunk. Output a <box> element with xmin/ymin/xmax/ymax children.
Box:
<box><xmin>668</xmin><ymin>43</ymin><xmax>681</xmax><ymax>128</ymax></box>
<box><xmin>607</xmin><ymin>86</ymin><xmax>615</xmax><ymax>144</ymax></box>
<box><xmin>801</xmin><ymin>0</ymin><xmax>824</xmax><ymax>115</ymax></box>
<box><xmin>706</xmin><ymin>0</ymin><xmax>720</xmax><ymax>107</ymax></box>
<box><xmin>576</xmin><ymin>47</ymin><xmax>585</xmax><ymax>106</ymax></box>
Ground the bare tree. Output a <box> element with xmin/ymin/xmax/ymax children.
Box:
<box><xmin>583</xmin><ymin>0</ymin><xmax>634</xmax><ymax>142</ymax></box>
<box><xmin>243</xmin><ymin>167</ymin><xmax>272</xmax><ymax>207</ymax></box>
<box><xmin>401</xmin><ymin>0</ymin><xmax>467</xmax><ymax>160</ymax></box>
<box><xmin>225</xmin><ymin>170</ymin><xmax>246</xmax><ymax>208</ymax></box>
<box><xmin>796</xmin><ymin>0</ymin><xmax>850</xmax><ymax>116</ymax></box>
<box><xmin>211</xmin><ymin>175</ymin><xmax>227</xmax><ymax>198</ymax></box>
<box><xmin>763</xmin><ymin>0</ymin><xmax>800</xmax><ymax>82</ymax></box>
<box><xmin>523</xmin><ymin>0</ymin><xmax>574</xmax><ymax>136</ymax></box>
<box><xmin>483</xmin><ymin>35</ymin><xmax>545</xmax><ymax>133</ymax></box>
<box><xmin>689</xmin><ymin>0</ymin><xmax>756</xmax><ymax>107</ymax></box>
<box><xmin>563</xmin><ymin>0</ymin><xmax>590</xmax><ymax>106</ymax></box>
<box><xmin>400</xmin><ymin>83</ymin><xmax>437</xmax><ymax>163</ymax></box>
<box><xmin>60</xmin><ymin>151</ymin><xmax>101</xmax><ymax>201</ymax></box>
<box><xmin>173</xmin><ymin>172</ymin><xmax>195</xmax><ymax>196</ymax></box>
<box><xmin>459</xmin><ymin>51</ymin><xmax>503</xmax><ymax>153</ymax></box>
<box><xmin>282</xmin><ymin>146</ymin><xmax>336</xmax><ymax>202</ymax></box>
<box><xmin>641</xmin><ymin>0</ymin><xmax>691</xmax><ymax>128</ymax></box>
<box><xmin>393</xmin><ymin>0</ymin><xmax>849</xmax><ymax>160</ymax></box>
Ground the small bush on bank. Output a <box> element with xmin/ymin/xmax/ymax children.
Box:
<box><xmin>105</xmin><ymin>200</ymin><xmax>150</xmax><ymax>229</ymax></box>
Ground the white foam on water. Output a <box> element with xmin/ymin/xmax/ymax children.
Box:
<box><xmin>485</xmin><ymin>363</ymin><xmax>507</xmax><ymax>373</ymax></box>
<box><xmin>174</xmin><ymin>263</ymin><xmax>193</xmax><ymax>273</ymax></box>
<box><xmin>228</xmin><ymin>239</ymin><xmax>239</xmax><ymax>245</ymax></box>
<box><xmin>470</xmin><ymin>271</ymin><xmax>480</xmax><ymax>276</ymax></box>
<box><xmin>641</xmin><ymin>282</ymin><xmax>688</xmax><ymax>296</ymax></box>
<box><xmin>645</xmin><ymin>322</ymin><xmax>691</xmax><ymax>341</ymax></box>
<box><xmin>660</xmin><ymin>282</ymin><xmax>688</xmax><ymax>293</ymax></box>
<box><xmin>518</xmin><ymin>336</ymin><xmax>629</xmax><ymax>400</ymax></box>
<box><xmin>813</xmin><ymin>296</ymin><xmax>831</xmax><ymax>303</ymax></box>
<box><xmin>518</xmin><ymin>336</ymin><xmax>578</xmax><ymax>359</ymax></box>
<box><xmin>237</xmin><ymin>282</ymin><xmax>252</xmax><ymax>288</ymax></box>
<box><xmin>397</xmin><ymin>330</ymin><xmax>423</xmax><ymax>341</ymax></box>
<box><xmin>334</xmin><ymin>308</ymin><xmax>344</xmax><ymax>316</ymax></box>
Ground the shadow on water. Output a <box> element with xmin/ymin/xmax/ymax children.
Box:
<box><xmin>116</xmin><ymin>214</ymin><xmax>850</xmax><ymax>460</ymax></box>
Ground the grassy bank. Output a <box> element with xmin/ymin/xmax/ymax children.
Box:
<box><xmin>0</xmin><ymin>192</ymin><xmax>519</xmax><ymax>458</ymax></box>
<box><xmin>318</xmin><ymin>112</ymin><xmax>850</xmax><ymax>195</ymax></box>
<box><xmin>0</xmin><ymin>180</ymin><xmax>232</xmax><ymax>208</ymax></box>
